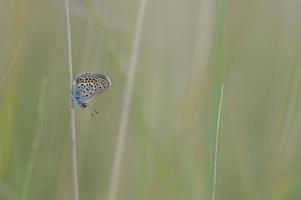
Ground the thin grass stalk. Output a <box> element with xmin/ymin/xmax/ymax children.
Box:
<box><xmin>277</xmin><ymin>43</ymin><xmax>301</xmax><ymax>157</ymax></box>
<box><xmin>107</xmin><ymin>0</ymin><xmax>148</xmax><ymax>200</ymax></box>
<box><xmin>64</xmin><ymin>0</ymin><xmax>79</xmax><ymax>199</ymax></box>
<box><xmin>263</xmin><ymin>41</ymin><xmax>301</xmax><ymax>199</ymax></box>
<box><xmin>0</xmin><ymin>179</ymin><xmax>17</xmax><ymax>200</ymax></box>
<box><xmin>0</xmin><ymin>43</ymin><xmax>23</xmax><ymax>90</ymax></box>
<box><xmin>20</xmin><ymin>78</ymin><xmax>48</xmax><ymax>200</ymax></box>
<box><xmin>211</xmin><ymin>84</ymin><xmax>224</xmax><ymax>200</ymax></box>
<box><xmin>210</xmin><ymin>0</ymin><xmax>225</xmax><ymax>199</ymax></box>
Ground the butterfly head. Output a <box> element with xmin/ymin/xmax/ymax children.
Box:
<box><xmin>80</xmin><ymin>102</ymin><xmax>87</xmax><ymax>108</ymax></box>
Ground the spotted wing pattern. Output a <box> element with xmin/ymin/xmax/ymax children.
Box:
<box><xmin>73</xmin><ymin>72</ymin><xmax>111</xmax><ymax>104</ymax></box>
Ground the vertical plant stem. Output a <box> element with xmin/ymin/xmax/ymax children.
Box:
<box><xmin>0</xmin><ymin>43</ymin><xmax>23</xmax><ymax>90</ymax></box>
<box><xmin>64</xmin><ymin>0</ymin><xmax>79</xmax><ymax>200</ymax></box>
<box><xmin>211</xmin><ymin>84</ymin><xmax>224</xmax><ymax>200</ymax></box>
<box><xmin>20</xmin><ymin>78</ymin><xmax>48</xmax><ymax>200</ymax></box>
<box><xmin>210</xmin><ymin>0</ymin><xmax>225</xmax><ymax>199</ymax></box>
<box><xmin>107</xmin><ymin>0</ymin><xmax>148</xmax><ymax>200</ymax></box>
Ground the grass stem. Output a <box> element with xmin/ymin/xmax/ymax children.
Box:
<box><xmin>107</xmin><ymin>1</ymin><xmax>148</xmax><ymax>200</ymax></box>
<box><xmin>211</xmin><ymin>84</ymin><xmax>224</xmax><ymax>200</ymax></box>
<box><xmin>0</xmin><ymin>43</ymin><xmax>23</xmax><ymax>90</ymax></box>
<box><xmin>20</xmin><ymin>78</ymin><xmax>48</xmax><ymax>200</ymax></box>
<box><xmin>210</xmin><ymin>0</ymin><xmax>225</xmax><ymax>198</ymax></box>
<box><xmin>64</xmin><ymin>0</ymin><xmax>80</xmax><ymax>199</ymax></box>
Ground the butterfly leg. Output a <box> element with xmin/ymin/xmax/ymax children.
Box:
<box><xmin>70</xmin><ymin>88</ymin><xmax>75</xmax><ymax>108</ymax></box>
<box><xmin>71</xmin><ymin>98</ymin><xmax>75</xmax><ymax>108</ymax></box>
<box><xmin>92</xmin><ymin>108</ymin><xmax>99</xmax><ymax>115</ymax></box>
<box><xmin>87</xmin><ymin>106</ymin><xmax>96</xmax><ymax>117</ymax></box>
<box><xmin>87</xmin><ymin>105</ymin><xmax>99</xmax><ymax>116</ymax></box>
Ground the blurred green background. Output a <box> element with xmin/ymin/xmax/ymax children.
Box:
<box><xmin>1</xmin><ymin>0</ymin><xmax>301</xmax><ymax>199</ymax></box>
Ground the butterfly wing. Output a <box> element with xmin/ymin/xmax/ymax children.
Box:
<box><xmin>73</xmin><ymin>72</ymin><xmax>111</xmax><ymax>103</ymax></box>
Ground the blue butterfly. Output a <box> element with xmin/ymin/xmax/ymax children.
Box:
<box><xmin>73</xmin><ymin>72</ymin><xmax>111</xmax><ymax>116</ymax></box>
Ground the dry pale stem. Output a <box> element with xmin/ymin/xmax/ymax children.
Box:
<box><xmin>107</xmin><ymin>0</ymin><xmax>148</xmax><ymax>200</ymax></box>
<box><xmin>65</xmin><ymin>0</ymin><xmax>80</xmax><ymax>199</ymax></box>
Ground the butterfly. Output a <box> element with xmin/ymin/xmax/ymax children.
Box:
<box><xmin>72</xmin><ymin>72</ymin><xmax>111</xmax><ymax>116</ymax></box>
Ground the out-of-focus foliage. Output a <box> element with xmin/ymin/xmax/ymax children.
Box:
<box><xmin>1</xmin><ymin>0</ymin><xmax>301</xmax><ymax>199</ymax></box>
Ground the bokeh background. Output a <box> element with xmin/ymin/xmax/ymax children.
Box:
<box><xmin>1</xmin><ymin>0</ymin><xmax>301</xmax><ymax>199</ymax></box>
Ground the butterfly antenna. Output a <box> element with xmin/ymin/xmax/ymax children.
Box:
<box><xmin>87</xmin><ymin>105</ymin><xmax>99</xmax><ymax>116</ymax></box>
<box><xmin>92</xmin><ymin>107</ymin><xmax>99</xmax><ymax>114</ymax></box>
<box><xmin>87</xmin><ymin>107</ymin><xmax>95</xmax><ymax>117</ymax></box>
